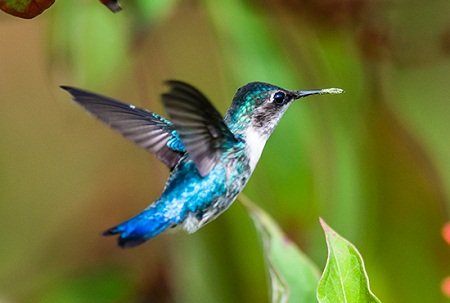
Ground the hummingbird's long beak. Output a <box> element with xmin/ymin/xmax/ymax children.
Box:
<box><xmin>294</xmin><ymin>88</ymin><xmax>344</xmax><ymax>99</ymax></box>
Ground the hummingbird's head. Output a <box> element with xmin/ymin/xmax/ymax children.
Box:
<box><xmin>225</xmin><ymin>82</ymin><xmax>343</xmax><ymax>171</ymax></box>
<box><xmin>225</xmin><ymin>82</ymin><xmax>343</xmax><ymax>137</ymax></box>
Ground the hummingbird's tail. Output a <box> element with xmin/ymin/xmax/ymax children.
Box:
<box><xmin>103</xmin><ymin>201</ymin><xmax>180</xmax><ymax>248</ymax></box>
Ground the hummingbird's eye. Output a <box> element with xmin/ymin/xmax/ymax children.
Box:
<box><xmin>272</xmin><ymin>91</ymin><xmax>287</xmax><ymax>105</ymax></box>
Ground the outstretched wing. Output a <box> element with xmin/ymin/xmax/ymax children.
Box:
<box><xmin>61</xmin><ymin>86</ymin><xmax>185</xmax><ymax>169</ymax></box>
<box><xmin>161</xmin><ymin>80</ymin><xmax>238</xmax><ymax>177</ymax></box>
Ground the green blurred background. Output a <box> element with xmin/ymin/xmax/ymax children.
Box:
<box><xmin>1</xmin><ymin>0</ymin><xmax>450</xmax><ymax>302</ymax></box>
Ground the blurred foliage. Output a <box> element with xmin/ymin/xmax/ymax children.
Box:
<box><xmin>36</xmin><ymin>266</ymin><xmax>133</xmax><ymax>303</ymax></box>
<box><xmin>1</xmin><ymin>0</ymin><xmax>450</xmax><ymax>302</ymax></box>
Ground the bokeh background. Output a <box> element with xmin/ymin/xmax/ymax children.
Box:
<box><xmin>1</xmin><ymin>0</ymin><xmax>450</xmax><ymax>302</ymax></box>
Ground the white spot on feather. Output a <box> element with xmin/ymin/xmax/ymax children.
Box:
<box><xmin>129</xmin><ymin>104</ymin><xmax>136</xmax><ymax>109</ymax></box>
<box><xmin>245</xmin><ymin>127</ymin><xmax>267</xmax><ymax>172</ymax></box>
<box><xmin>183</xmin><ymin>213</ymin><xmax>201</xmax><ymax>233</ymax></box>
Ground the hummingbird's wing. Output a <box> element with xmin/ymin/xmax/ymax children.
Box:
<box><xmin>161</xmin><ymin>80</ymin><xmax>238</xmax><ymax>177</ymax></box>
<box><xmin>61</xmin><ymin>86</ymin><xmax>185</xmax><ymax>169</ymax></box>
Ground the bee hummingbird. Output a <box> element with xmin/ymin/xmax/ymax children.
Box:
<box><xmin>62</xmin><ymin>81</ymin><xmax>343</xmax><ymax>248</ymax></box>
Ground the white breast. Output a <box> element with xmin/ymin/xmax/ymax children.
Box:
<box><xmin>245</xmin><ymin>127</ymin><xmax>267</xmax><ymax>172</ymax></box>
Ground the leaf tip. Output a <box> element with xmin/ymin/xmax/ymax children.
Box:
<box><xmin>319</xmin><ymin>217</ymin><xmax>331</xmax><ymax>232</ymax></box>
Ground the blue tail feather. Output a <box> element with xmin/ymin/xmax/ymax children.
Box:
<box><xmin>103</xmin><ymin>202</ymin><xmax>178</xmax><ymax>248</ymax></box>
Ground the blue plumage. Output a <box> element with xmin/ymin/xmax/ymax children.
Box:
<box><xmin>104</xmin><ymin>158</ymin><xmax>242</xmax><ymax>247</ymax></box>
<box><xmin>61</xmin><ymin>81</ymin><xmax>342</xmax><ymax>247</ymax></box>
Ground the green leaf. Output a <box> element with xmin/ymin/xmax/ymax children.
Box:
<box><xmin>240</xmin><ymin>194</ymin><xmax>320</xmax><ymax>303</ymax></box>
<box><xmin>317</xmin><ymin>219</ymin><xmax>381</xmax><ymax>303</ymax></box>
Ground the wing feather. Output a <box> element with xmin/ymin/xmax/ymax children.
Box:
<box><xmin>161</xmin><ymin>80</ymin><xmax>237</xmax><ymax>176</ymax></box>
<box><xmin>61</xmin><ymin>86</ymin><xmax>185</xmax><ymax>169</ymax></box>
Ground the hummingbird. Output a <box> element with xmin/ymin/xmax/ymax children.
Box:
<box><xmin>61</xmin><ymin>81</ymin><xmax>343</xmax><ymax>248</ymax></box>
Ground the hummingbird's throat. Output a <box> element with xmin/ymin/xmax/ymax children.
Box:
<box><xmin>245</xmin><ymin>126</ymin><xmax>267</xmax><ymax>172</ymax></box>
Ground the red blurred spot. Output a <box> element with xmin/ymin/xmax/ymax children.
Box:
<box><xmin>0</xmin><ymin>0</ymin><xmax>55</xmax><ymax>19</ymax></box>
<box><xmin>441</xmin><ymin>277</ymin><xmax>450</xmax><ymax>298</ymax></box>
<box><xmin>442</xmin><ymin>222</ymin><xmax>450</xmax><ymax>245</ymax></box>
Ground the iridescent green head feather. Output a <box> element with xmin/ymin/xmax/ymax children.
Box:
<box><xmin>225</xmin><ymin>82</ymin><xmax>343</xmax><ymax>137</ymax></box>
